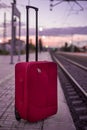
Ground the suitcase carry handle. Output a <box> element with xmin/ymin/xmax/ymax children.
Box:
<box><xmin>26</xmin><ymin>6</ymin><xmax>39</xmax><ymax>62</ymax></box>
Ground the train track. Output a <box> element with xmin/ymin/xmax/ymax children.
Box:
<box><xmin>56</xmin><ymin>52</ymin><xmax>87</xmax><ymax>68</ymax></box>
<box><xmin>51</xmin><ymin>52</ymin><xmax>87</xmax><ymax>130</ymax></box>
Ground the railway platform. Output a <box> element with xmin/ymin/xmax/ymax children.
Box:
<box><xmin>0</xmin><ymin>52</ymin><xmax>76</xmax><ymax>130</ymax></box>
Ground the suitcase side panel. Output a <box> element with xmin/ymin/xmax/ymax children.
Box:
<box><xmin>15</xmin><ymin>62</ymin><xmax>29</xmax><ymax>119</ymax></box>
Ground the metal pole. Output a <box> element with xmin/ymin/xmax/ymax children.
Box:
<box><xmin>26</xmin><ymin>6</ymin><xmax>38</xmax><ymax>62</ymax></box>
<box><xmin>3</xmin><ymin>12</ymin><xmax>6</xmax><ymax>44</ymax></box>
<box><xmin>35</xmin><ymin>9</ymin><xmax>38</xmax><ymax>61</ymax></box>
<box><xmin>26</xmin><ymin>0</ymin><xmax>30</xmax><ymax>62</ymax></box>
<box><xmin>10</xmin><ymin>2</ymin><xmax>14</xmax><ymax>64</ymax></box>
<box><xmin>26</xmin><ymin>6</ymin><xmax>29</xmax><ymax>62</ymax></box>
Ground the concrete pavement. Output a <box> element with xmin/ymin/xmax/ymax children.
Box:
<box><xmin>0</xmin><ymin>52</ymin><xmax>76</xmax><ymax>130</ymax></box>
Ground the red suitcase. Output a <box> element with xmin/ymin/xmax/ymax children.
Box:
<box><xmin>15</xmin><ymin>6</ymin><xmax>57</xmax><ymax>122</ymax></box>
<box><xmin>15</xmin><ymin>61</ymin><xmax>57</xmax><ymax>122</ymax></box>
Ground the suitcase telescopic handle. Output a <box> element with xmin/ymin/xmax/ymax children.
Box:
<box><xmin>26</xmin><ymin>6</ymin><xmax>39</xmax><ymax>62</ymax></box>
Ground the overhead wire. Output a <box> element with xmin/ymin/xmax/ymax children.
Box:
<box><xmin>50</xmin><ymin>0</ymin><xmax>86</xmax><ymax>27</ymax></box>
<box><xmin>49</xmin><ymin>0</ymin><xmax>87</xmax><ymax>36</ymax></box>
<box><xmin>50</xmin><ymin>0</ymin><xmax>84</xmax><ymax>11</ymax></box>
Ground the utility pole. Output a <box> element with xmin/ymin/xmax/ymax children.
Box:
<box><xmin>3</xmin><ymin>12</ymin><xmax>6</xmax><ymax>43</ymax></box>
<box><xmin>10</xmin><ymin>0</ymin><xmax>16</xmax><ymax>64</ymax></box>
<box><xmin>2</xmin><ymin>12</ymin><xmax>6</xmax><ymax>51</ymax></box>
<box><xmin>14</xmin><ymin>0</ymin><xmax>16</xmax><ymax>4</ymax></box>
<box><xmin>10</xmin><ymin>0</ymin><xmax>21</xmax><ymax>63</ymax></box>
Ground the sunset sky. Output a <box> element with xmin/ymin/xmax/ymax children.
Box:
<box><xmin>0</xmin><ymin>0</ymin><xmax>87</xmax><ymax>47</ymax></box>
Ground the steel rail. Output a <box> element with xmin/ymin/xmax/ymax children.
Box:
<box><xmin>56</xmin><ymin>54</ymin><xmax>87</xmax><ymax>71</ymax></box>
<box><xmin>53</xmin><ymin>55</ymin><xmax>87</xmax><ymax>97</ymax></box>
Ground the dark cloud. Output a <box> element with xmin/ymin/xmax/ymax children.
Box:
<box><xmin>39</xmin><ymin>26</ymin><xmax>87</xmax><ymax>36</ymax></box>
<box><xmin>0</xmin><ymin>25</ymin><xmax>87</xmax><ymax>37</ymax></box>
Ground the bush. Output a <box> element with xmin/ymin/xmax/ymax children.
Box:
<box><xmin>0</xmin><ymin>49</ymin><xmax>9</xmax><ymax>55</ymax></box>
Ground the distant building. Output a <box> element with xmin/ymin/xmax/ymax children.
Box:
<box><xmin>0</xmin><ymin>39</ymin><xmax>25</xmax><ymax>54</ymax></box>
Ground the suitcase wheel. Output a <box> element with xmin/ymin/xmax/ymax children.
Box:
<box><xmin>15</xmin><ymin>108</ymin><xmax>21</xmax><ymax>121</ymax></box>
